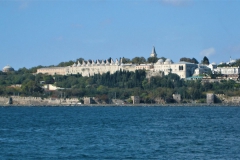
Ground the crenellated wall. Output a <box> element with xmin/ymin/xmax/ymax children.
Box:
<box><xmin>0</xmin><ymin>96</ymin><xmax>79</xmax><ymax>105</ymax></box>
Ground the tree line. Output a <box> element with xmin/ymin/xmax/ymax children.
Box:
<box><xmin>0</xmin><ymin>68</ymin><xmax>240</xmax><ymax>103</ymax></box>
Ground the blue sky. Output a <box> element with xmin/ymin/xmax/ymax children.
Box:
<box><xmin>1</xmin><ymin>0</ymin><xmax>240</xmax><ymax>70</ymax></box>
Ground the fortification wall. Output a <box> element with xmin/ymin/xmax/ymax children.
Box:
<box><xmin>0</xmin><ymin>96</ymin><xmax>79</xmax><ymax>105</ymax></box>
<box><xmin>0</xmin><ymin>96</ymin><xmax>9</xmax><ymax>104</ymax></box>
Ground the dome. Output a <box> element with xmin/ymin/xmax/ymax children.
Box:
<box><xmin>2</xmin><ymin>65</ymin><xmax>14</xmax><ymax>72</ymax></box>
<box><xmin>156</xmin><ymin>59</ymin><xmax>164</xmax><ymax>64</ymax></box>
<box><xmin>164</xmin><ymin>59</ymin><xmax>173</xmax><ymax>64</ymax></box>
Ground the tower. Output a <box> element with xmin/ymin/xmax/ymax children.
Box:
<box><xmin>150</xmin><ymin>46</ymin><xmax>157</xmax><ymax>57</ymax></box>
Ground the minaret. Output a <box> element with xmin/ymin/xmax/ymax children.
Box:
<box><xmin>150</xmin><ymin>46</ymin><xmax>157</xmax><ymax>57</ymax></box>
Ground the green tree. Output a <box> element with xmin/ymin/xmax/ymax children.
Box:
<box><xmin>147</xmin><ymin>57</ymin><xmax>158</xmax><ymax>63</ymax></box>
<box><xmin>122</xmin><ymin>57</ymin><xmax>131</xmax><ymax>63</ymax></box>
<box><xmin>180</xmin><ymin>57</ymin><xmax>199</xmax><ymax>64</ymax></box>
<box><xmin>132</xmin><ymin>57</ymin><xmax>146</xmax><ymax>64</ymax></box>
<box><xmin>202</xmin><ymin>56</ymin><xmax>210</xmax><ymax>65</ymax></box>
<box><xmin>43</xmin><ymin>75</ymin><xmax>54</xmax><ymax>84</ymax></box>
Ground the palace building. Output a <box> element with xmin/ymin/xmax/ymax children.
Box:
<box><xmin>37</xmin><ymin>47</ymin><xmax>197</xmax><ymax>79</ymax></box>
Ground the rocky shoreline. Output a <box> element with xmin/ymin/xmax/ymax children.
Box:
<box><xmin>1</xmin><ymin>103</ymin><xmax>240</xmax><ymax>107</ymax></box>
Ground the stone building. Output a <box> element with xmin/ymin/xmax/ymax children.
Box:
<box><xmin>37</xmin><ymin>67</ymin><xmax>66</xmax><ymax>75</ymax></box>
<box><xmin>154</xmin><ymin>60</ymin><xmax>197</xmax><ymax>79</ymax></box>
<box><xmin>206</xmin><ymin>93</ymin><xmax>214</xmax><ymax>104</ymax></box>
<box><xmin>131</xmin><ymin>96</ymin><xmax>140</xmax><ymax>104</ymax></box>
<box><xmin>135</xmin><ymin>64</ymin><xmax>153</xmax><ymax>70</ymax></box>
<box><xmin>215</xmin><ymin>66</ymin><xmax>240</xmax><ymax>75</ymax></box>
<box><xmin>2</xmin><ymin>65</ymin><xmax>14</xmax><ymax>72</ymax></box>
<box><xmin>84</xmin><ymin>97</ymin><xmax>93</xmax><ymax>104</ymax></box>
<box><xmin>193</xmin><ymin>64</ymin><xmax>211</xmax><ymax>75</ymax></box>
<box><xmin>37</xmin><ymin>58</ymin><xmax>136</xmax><ymax>76</ymax></box>
<box><xmin>173</xmin><ymin>94</ymin><xmax>181</xmax><ymax>103</ymax></box>
<box><xmin>37</xmin><ymin>47</ymin><xmax>197</xmax><ymax>79</ymax></box>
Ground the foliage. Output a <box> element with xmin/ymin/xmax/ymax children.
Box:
<box><xmin>122</xmin><ymin>57</ymin><xmax>131</xmax><ymax>64</ymax></box>
<box><xmin>1</xmin><ymin>59</ymin><xmax>240</xmax><ymax>103</ymax></box>
<box><xmin>202</xmin><ymin>56</ymin><xmax>210</xmax><ymax>65</ymax></box>
<box><xmin>57</xmin><ymin>60</ymin><xmax>75</xmax><ymax>67</ymax></box>
<box><xmin>180</xmin><ymin>57</ymin><xmax>199</xmax><ymax>64</ymax></box>
<box><xmin>147</xmin><ymin>57</ymin><xmax>158</xmax><ymax>63</ymax></box>
<box><xmin>131</xmin><ymin>57</ymin><xmax>146</xmax><ymax>64</ymax></box>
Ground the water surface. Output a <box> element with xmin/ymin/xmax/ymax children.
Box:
<box><xmin>0</xmin><ymin>106</ymin><xmax>240</xmax><ymax>159</ymax></box>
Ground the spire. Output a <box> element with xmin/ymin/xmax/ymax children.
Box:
<box><xmin>152</xmin><ymin>46</ymin><xmax>156</xmax><ymax>54</ymax></box>
<box><xmin>150</xmin><ymin>46</ymin><xmax>157</xmax><ymax>57</ymax></box>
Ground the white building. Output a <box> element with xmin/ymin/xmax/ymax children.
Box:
<box><xmin>37</xmin><ymin>47</ymin><xmax>198</xmax><ymax>79</ymax></box>
<box><xmin>154</xmin><ymin>59</ymin><xmax>197</xmax><ymax>78</ymax></box>
<box><xmin>215</xmin><ymin>66</ymin><xmax>240</xmax><ymax>75</ymax></box>
<box><xmin>193</xmin><ymin>64</ymin><xmax>211</xmax><ymax>75</ymax></box>
<box><xmin>37</xmin><ymin>58</ymin><xmax>136</xmax><ymax>76</ymax></box>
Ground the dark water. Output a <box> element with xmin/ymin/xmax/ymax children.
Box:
<box><xmin>0</xmin><ymin>106</ymin><xmax>240</xmax><ymax>159</ymax></box>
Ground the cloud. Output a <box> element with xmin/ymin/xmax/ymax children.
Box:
<box><xmin>200</xmin><ymin>47</ymin><xmax>216</xmax><ymax>57</ymax></box>
<box><xmin>161</xmin><ymin>0</ymin><xmax>192</xmax><ymax>6</ymax></box>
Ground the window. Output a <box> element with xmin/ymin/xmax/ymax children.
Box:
<box><xmin>179</xmin><ymin>66</ymin><xmax>184</xmax><ymax>70</ymax></box>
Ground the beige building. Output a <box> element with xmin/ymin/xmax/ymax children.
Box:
<box><xmin>37</xmin><ymin>58</ymin><xmax>136</xmax><ymax>76</ymax></box>
<box><xmin>84</xmin><ymin>97</ymin><xmax>93</xmax><ymax>104</ymax></box>
<box><xmin>154</xmin><ymin>59</ymin><xmax>197</xmax><ymax>79</ymax></box>
<box><xmin>131</xmin><ymin>96</ymin><xmax>140</xmax><ymax>104</ymax></box>
<box><xmin>135</xmin><ymin>64</ymin><xmax>153</xmax><ymax>70</ymax></box>
<box><xmin>37</xmin><ymin>67</ymin><xmax>67</xmax><ymax>75</ymax></box>
<box><xmin>37</xmin><ymin>48</ymin><xmax>197</xmax><ymax>79</ymax></box>
<box><xmin>215</xmin><ymin>66</ymin><xmax>240</xmax><ymax>75</ymax></box>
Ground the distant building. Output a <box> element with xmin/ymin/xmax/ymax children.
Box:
<box><xmin>206</xmin><ymin>93</ymin><xmax>214</xmax><ymax>104</ymax></box>
<box><xmin>37</xmin><ymin>58</ymin><xmax>135</xmax><ymax>76</ymax></box>
<box><xmin>185</xmin><ymin>76</ymin><xmax>203</xmax><ymax>81</ymax></box>
<box><xmin>43</xmin><ymin>84</ymin><xmax>63</xmax><ymax>91</ymax></box>
<box><xmin>154</xmin><ymin>60</ymin><xmax>197</xmax><ymax>79</ymax></box>
<box><xmin>173</xmin><ymin>94</ymin><xmax>181</xmax><ymax>103</ymax></box>
<box><xmin>2</xmin><ymin>65</ymin><xmax>14</xmax><ymax>72</ymax></box>
<box><xmin>131</xmin><ymin>96</ymin><xmax>140</xmax><ymax>104</ymax></box>
<box><xmin>37</xmin><ymin>47</ymin><xmax>197</xmax><ymax>79</ymax></box>
<box><xmin>193</xmin><ymin>64</ymin><xmax>211</xmax><ymax>75</ymax></box>
<box><xmin>231</xmin><ymin>97</ymin><xmax>240</xmax><ymax>104</ymax></box>
<box><xmin>135</xmin><ymin>64</ymin><xmax>153</xmax><ymax>70</ymax></box>
<box><xmin>215</xmin><ymin>66</ymin><xmax>240</xmax><ymax>75</ymax></box>
<box><xmin>208</xmin><ymin>63</ymin><xmax>217</xmax><ymax>72</ymax></box>
<box><xmin>84</xmin><ymin>97</ymin><xmax>93</xmax><ymax>104</ymax></box>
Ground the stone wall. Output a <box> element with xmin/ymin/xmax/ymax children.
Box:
<box><xmin>0</xmin><ymin>96</ymin><xmax>79</xmax><ymax>105</ymax></box>
<box><xmin>37</xmin><ymin>58</ymin><xmax>197</xmax><ymax>79</ymax></box>
<box><xmin>0</xmin><ymin>96</ymin><xmax>9</xmax><ymax>104</ymax></box>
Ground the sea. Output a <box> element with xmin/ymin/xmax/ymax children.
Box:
<box><xmin>0</xmin><ymin>106</ymin><xmax>240</xmax><ymax>159</ymax></box>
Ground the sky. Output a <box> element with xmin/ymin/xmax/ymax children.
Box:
<box><xmin>1</xmin><ymin>0</ymin><xmax>240</xmax><ymax>70</ymax></box>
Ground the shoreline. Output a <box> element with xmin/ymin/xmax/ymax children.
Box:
<box><xmin>1</xmin><ymin>103</ymin><xmax>240</xmax><ymax>107</ymax></box>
